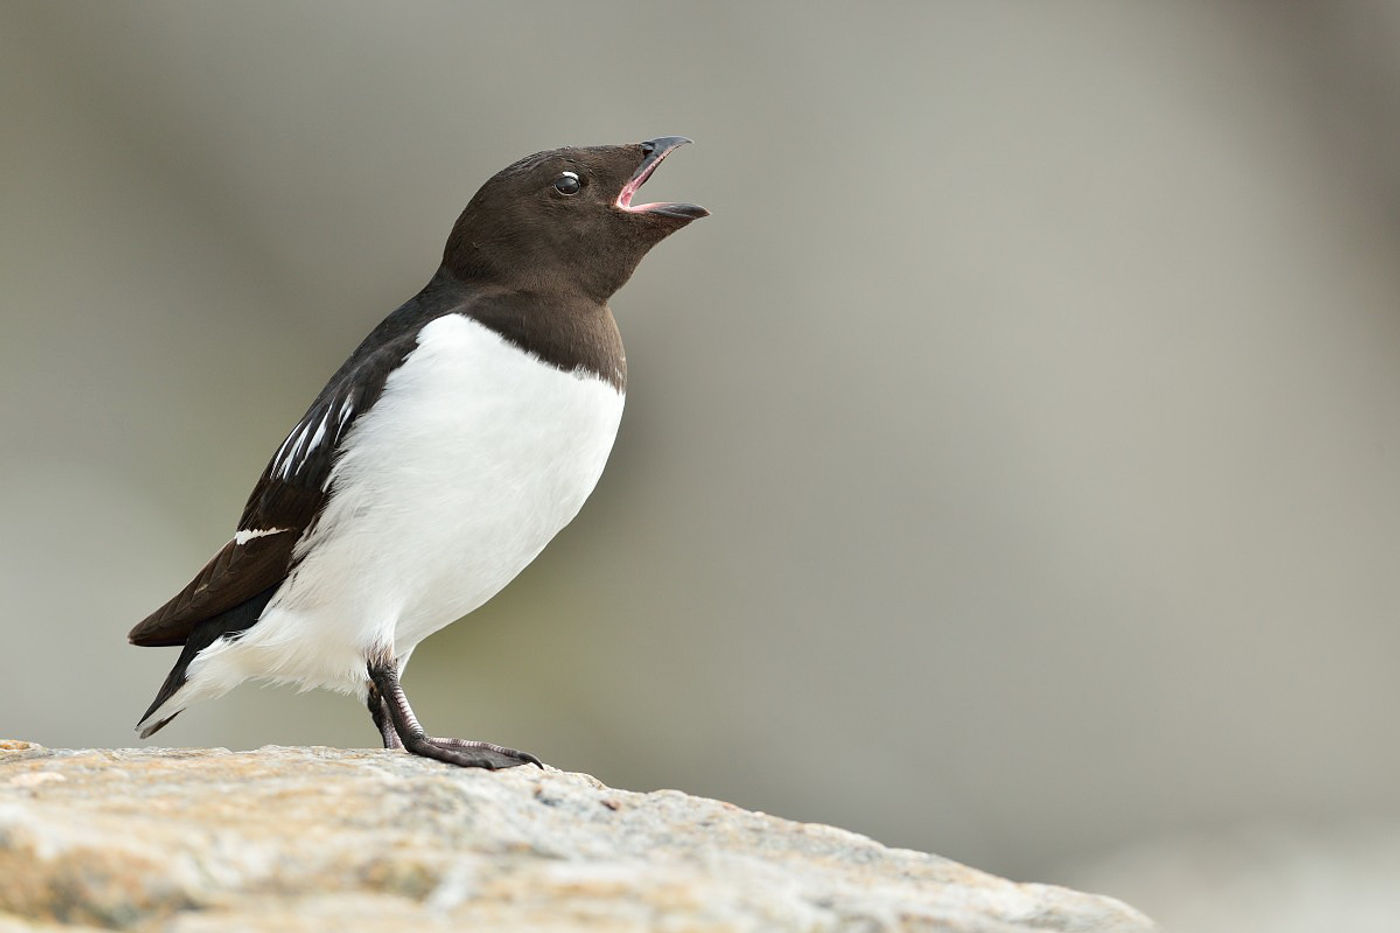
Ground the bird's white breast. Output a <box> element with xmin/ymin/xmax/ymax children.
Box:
<box><xmin>212</xmin><ymin>313</ymin><xmax>624</xmax><ymax>692</ymax></box>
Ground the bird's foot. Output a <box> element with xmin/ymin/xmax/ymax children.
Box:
<box><xmin>365</xmin><ymin>662</ymin><xmax>542</xmax><ymax>769</ymax></box>
<box><xmin>402</xmin><ymin>732</ymin><xmax>543</xmax><ymax>769</ymax></box>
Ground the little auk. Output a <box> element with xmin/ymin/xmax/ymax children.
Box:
<box><xmin>129</xmin><ymin>137</ymin><xmax>707</xmax><ymax>769</ymax></box>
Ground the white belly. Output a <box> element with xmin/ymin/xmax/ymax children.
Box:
<box><xmin>188</xmin><ymin>313</ymin><xmax>624</xmax><ymax>696</ymax></box>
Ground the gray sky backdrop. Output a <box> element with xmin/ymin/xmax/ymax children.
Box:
<box><xmin>4</xmin><ymin>4</ymin><xmax>1399</xmax><ymax>929</ymax></box>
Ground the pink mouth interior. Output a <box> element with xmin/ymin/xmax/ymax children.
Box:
<box><xmin>616</xmin><ymin>152</ymin><xmax>670</xmax><ymax>213</ymax></box>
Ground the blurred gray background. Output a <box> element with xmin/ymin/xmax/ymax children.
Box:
<box><xmin>4</xmin><ymin>3</ymin><xmax>1399</xmax><ymax>929</ymax></box>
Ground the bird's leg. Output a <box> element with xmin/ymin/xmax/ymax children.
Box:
<box><xmin>366</xmin><ymin>658</ymin><xmax>542</xmax><ymax>769</ymax></box>
<box><xmin>366</xmin><ymin>681</ymin><xmax>402</xmax><ymax>749</ymax></box>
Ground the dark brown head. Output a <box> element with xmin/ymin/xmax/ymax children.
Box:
<box><xmin>442</xmin><ymin>136</ymin><xmax>707</xmax><ymax>303</ymax></box>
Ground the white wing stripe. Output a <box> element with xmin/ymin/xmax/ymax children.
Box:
<box><xmin>234</xmin><ymin>527</ymin><xmax>291</xmax><ymax>545</ymax></box>
<box><xmin>307</xmin><ymin>410</ymin><xmax>330</xmax><ymax>455</ymax></box>
<box><xmin>336</xmin><ymin>394</ymin><xmax>355</xmax><ymax>430</ymax></box>
<box><xmin>270</xmin><ymin>389</ymin><xmax>355</xmax><ymax>482</ymax></box>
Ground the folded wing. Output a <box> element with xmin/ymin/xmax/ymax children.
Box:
<box><xmin>127</xmin><ymin>337</ymin><xmax>409</xmax><ymax>647</ymax></box>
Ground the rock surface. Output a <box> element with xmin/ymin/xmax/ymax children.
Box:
<box><xmin>0</xmin><ymin>741</ymin><xmax>1153</xmax><ymax>932</ymax></box>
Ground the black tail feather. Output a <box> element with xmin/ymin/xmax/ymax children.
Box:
<box><xmin>135</xmin><ymin>585</ymin><xmax>280</xmax><ymax>735</ymax></box>
<box><xmin>138</xmin><ymin>710</ymin><xmax>181</xmax><ymax>739</ymax></box>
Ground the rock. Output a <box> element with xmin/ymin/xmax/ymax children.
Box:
<box><xmin>0</xmin><ymin>742</ymin><xmax>1153</xmax><ymax>932</ymax></box>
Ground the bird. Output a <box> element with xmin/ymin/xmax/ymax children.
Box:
<box><xmin>128</xmin><ymin>136</ymin><xmax>707</xmax><ymax>769</ymax></box>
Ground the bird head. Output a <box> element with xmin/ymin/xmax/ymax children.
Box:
<box><xmin>443</xmin><ymin>137</ymin><xmax>707</xmax><ymax>302</ymax></box>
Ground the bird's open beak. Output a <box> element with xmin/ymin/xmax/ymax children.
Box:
<box><xmin>616</xmin><ymin>136</ymin><xmax>709</xmax><ymax>220</ymax></box>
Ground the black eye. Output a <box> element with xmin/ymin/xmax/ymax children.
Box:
<box><xmin>553</xmin><ymin>171</ymin><xmax>581</xmax><ymax>195</ymax></box>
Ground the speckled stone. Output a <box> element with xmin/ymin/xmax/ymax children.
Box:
<box><xmin>0</xmin><ymin>742</ymin><xmax>1154</xmax><ymax>932</ymax></box>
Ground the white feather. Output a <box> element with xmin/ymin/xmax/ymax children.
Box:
<box><xmin>149</xmin><ymin>314</ymin><xmax>624</xmax><ymax>721</ymax></box>
<box><xmin>233</xmin><ymin>528</ymin><xmax>289</xmax><ymax>545</ymax></box>
<box><xmin>306</xmin><ymin>409</ymin><xmax>330</xmax><ymax>454</ymax></box>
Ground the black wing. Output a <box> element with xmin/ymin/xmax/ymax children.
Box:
<box><xmin>128</xmin><ymin>338</ymin><xmax>414</xmax><ymax>648</ymax></box>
